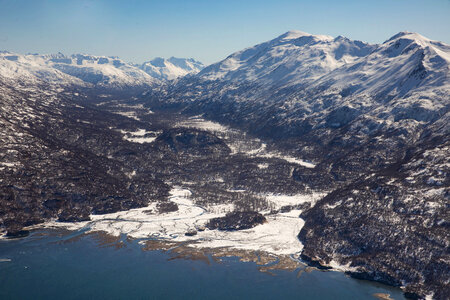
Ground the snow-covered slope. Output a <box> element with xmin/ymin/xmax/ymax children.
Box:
<box><xmin>140</xmin><ymin>57</ymin><xmax>204</xmax><ymax>80</ymax></box>
<box><xmin>0</xmin><ymin>52</ymin><xmax>158</xmax><ymax>89</ymax></box>
<box><xmin>49</xmin><ymin>53</ymin><xmax>159</xmax><ymax>88</ymax></box>
<box><xmin>0</xmin><ymin>52</ymin><xmax>86</xmax><ymax>87</ymax></box>
<box><xmin>162</xmin><ymin>30</ymin><xmax>449</xmax><ymax>137</ymax></box>
<box><xmin>313</xmin><ymin>31</ymin><xmax>450</xmax><ymax>98</ymax></box>
<box><xmin>0</xmin><ymin>52</ymin><xmax>205</xmax><ymax>88</ymax></box>
<box><xmin>196</xmin><ymin>30</ymin><xmax>449</xmax><ymax>99</ymax></box>
<box><xmin>199</xmin><ymin>30</ymin><xmax>375</xmax><ymax>85</ymax></box>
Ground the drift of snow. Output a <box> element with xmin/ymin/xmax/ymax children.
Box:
<box><xmin>119</xmin><ymin>129</ymin><xmax>160</xmax><ymax>144</ymax></box>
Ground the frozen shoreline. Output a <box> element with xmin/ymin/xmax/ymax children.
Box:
<box><xmin>14</xmin><ymin>187</ymin><xmax>325</xmax><ymax>257</ymax></box>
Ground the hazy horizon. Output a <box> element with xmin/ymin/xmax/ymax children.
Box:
<box><xmin>1</xmin><ymin>0</ymin><xmax>449</xmax><ymax>65</ymax></box>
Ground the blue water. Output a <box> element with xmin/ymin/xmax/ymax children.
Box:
<box><xmin>0</xmin><ymin>230</ymin><xmax>405</xmax><ymax>300</ymax></box>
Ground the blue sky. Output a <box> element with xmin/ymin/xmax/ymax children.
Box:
<box><xmin>0</xmin><ymin>0</ymin><xmax>449</xmax><ymax>64</ymax></box>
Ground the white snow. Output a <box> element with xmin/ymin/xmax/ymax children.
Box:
<box><xmin>0</xmin><ymin>162</ymin><xmax>17</xmax><ymax>167</ymax></box>
<box><xmin>265</xmin><ymin>193</ymin><xmax>325</xmax><ymax>209</ymax></box>
<box><xmin>140</xmin><ymin>57</ymin><xmax>204</xmax><ymax>80</ymax></box>
<box><xmin>328</xmin><ymin>260</ymin><xmax>358</xmax><ymax>272</ymax></box>
<box><xmin>425</xmin><ymin>293</ymin><xmax>435</xmax><ymax>300</ymax></box>
<box><xmin>29</xmin><ymin>187</ymin><xmax>325</xmax><ymax>256</ymax></box>
<box><xmin>176</xmin><ymin>117</ymin><xmax>315</xmax><ymax>168</ymax></box>
<box><xmin>0</xmin><ymin>52</ymin><xmax>158</xmax><ymax>88</ymax></box>
<box><xmin>199</xmin><ymin>30</ymin><xmax>374</xmax><ymax>85</ymax></box>
<box><xmin>119</xmin><ymin>129</ymin><xmax>160</xmax><ymax>144</ymax></box>
<box><xmin>311</xmin><ymin>31</ymin><xmax>450</xmax><ymax>98</ymax></box>
<box><xmin>257</xmin><ymin>163</ymin><xmax>269</xmax><ymax>169</ymax></box>
<box><xmin>176</xmin><ymin>115</ymin><xmax>231</xmax><ymax>133</ymax></box>
<box><xmin>191</xmin><ymin>210</ymin><xmax>305</xmax><ymax>255</ymax></box>
<box><xmin>115</xmin><ymin>111</ymin><xmax>141</xmax><ymax>121</ymax></box>
<box><xmin>265</xmin><ymin>154</ymin><xmax>316</xmax><ymax>168</ymax></box>
<box><xmin>248</xmin><ymin>143</ymin><xmax>316</xmax><ymax>168</ymax></box>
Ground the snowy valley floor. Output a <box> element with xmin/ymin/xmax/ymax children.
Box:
<box><xmin>14</xmin><ymin>187</ymin><xmax>331</xmax><ymax>272</ymax></box>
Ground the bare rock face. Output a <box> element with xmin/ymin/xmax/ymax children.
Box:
<box><xmin>206</xmin><ymin>211</ymin><xmax>266</xmax><ymax>231</ymax></box>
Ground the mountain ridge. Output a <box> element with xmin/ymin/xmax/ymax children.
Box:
<box><xmin>197</xmin><ymin>30</ymin><xmax>449</xmax><ymax>97</ymax></box>
<box><xmin>0</xmin><ymin>52</ymin><xmax>204</xmax><ymax>88</ymax></box>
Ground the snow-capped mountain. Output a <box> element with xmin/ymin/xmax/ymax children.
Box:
<box><xmin>162</xmin><ymin>30</ymin><xmax>449</xmax><ymax>136</ymax></box>
<box><xmin>48</xmin><ymin>53</ymin><xmax>159</xmax><ymax>88</ymax></box>
<box><xmin>0</xmin><ymin>52</ymin><xmax>205</xmax><ymax>88</ymax></box>
<box><xmin>198</xmin><ymin>30</ymin><xmax>449</xmax><ymax>98</ymax></box>
<box><xmin>0</xmin><ymin>52</ymin><xmax>86</xmax><ymax>87</ymax></box>
<box><xmin>140</xmin><ymin>57</ymin><xmax>204</xmax><ymax>80</ymax></box>
<box><xmin>199</xmin><ymin>30</ymin><xmax>376</xmax><ymax>85</ymax></box>
<box><xmin>0</xmin><ymin>52</ymin><xmax>158</xmax><ymax>89</ymax></box>
<box><xmin>312</xmin><ymin>31</ymin><xmax>450</xmax><ymax>98</ymax></box>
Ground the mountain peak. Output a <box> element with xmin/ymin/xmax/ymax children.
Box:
<box><xmin>279</xmin><ymin>30</ymin><xmax>310</xmax><ymax>40</ymax></box>
<box><xmin>382</xmin><ymin>31</ymin><xmax>450</xmax><ymax>62</ymax></box>
<box><xmin>149</xmin><ymin>57</ymin><xmax>166</xmax><ymax>67</ymax></box>
<box><xmin>199</xmin><ymin>30</ymin><xmax>375</xmax><ymax>83</ymax></box>
<box><xmin>278</xmin><ymin>30</ymin><xmax>333</xmax><ymax>42</ymax></box>
<box><xmin>385</xmin><ymin>31</ymin><xmax>430</xmax><ymax>44</ymax></box>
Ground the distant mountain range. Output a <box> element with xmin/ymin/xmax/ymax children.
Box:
<box><xmin>2</xmin><ymin>30</ymin><xmax>448</xmax><ymax>96</ymax></box>
<box><xmin>0</xmin><ymin>52</ymin><xmax>204</xmax><ymax>88</ymax></box>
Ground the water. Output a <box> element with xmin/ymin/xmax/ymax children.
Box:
<box><xmin>0</xmin><ymin>230</ymin><xmax>405</xmax><ymax>300</ymax></box>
